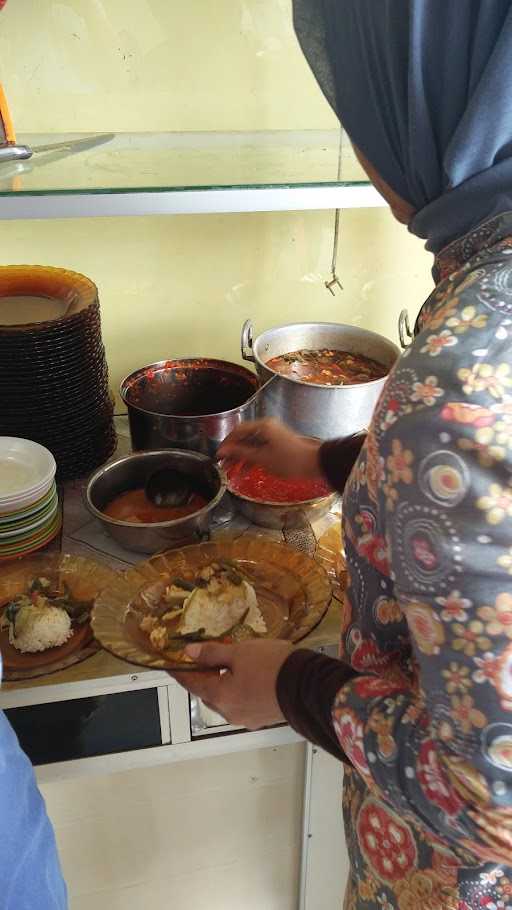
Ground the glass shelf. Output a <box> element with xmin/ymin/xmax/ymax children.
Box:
<box><xmin>0</xmin><ymin>131</ymin><xmax>383</xmax><ymax>219</ymax></box>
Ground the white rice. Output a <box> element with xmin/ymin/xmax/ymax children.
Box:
<box><xmin>9</xmin><ymin>604</ymin><xmax>73</xmax><ymax>653</ymax></box>
<box><xmin>243</xmin><ymin>582</ymin><xmax>267</xmax><ymax>635</ymax></box>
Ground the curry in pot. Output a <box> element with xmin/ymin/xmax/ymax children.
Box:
<box><xmin>265</xmin><ymin>348</ymin><xmax>387</xmax><ymax>386</ymax></box>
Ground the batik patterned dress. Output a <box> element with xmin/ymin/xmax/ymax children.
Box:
<box><xmin>335</xmin><ymin>213</ymin><xmax>512</xmax><ymax>910</ymax></box>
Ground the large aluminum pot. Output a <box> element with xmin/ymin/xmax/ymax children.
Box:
<box><xmin>241</xmin><ymin>320</ymin><xmax>400</xmax><ymax>439</ymax></box>
<box><xmin>85</xmin><ymin>449</ymin><xmax>226</xmax><ymax>554</ymax></box>
<box><xmin>120</xmin><ymin>358</ymin><xmax>260</xmax><ymax>457</ymax></box>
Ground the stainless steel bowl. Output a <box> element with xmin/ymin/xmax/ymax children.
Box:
<box><xmin>85</xmin><ymin>450</ymin><xmax>226</xmax><ymax>554</ymax></box>
<box><xmin>230</xmin><ymin>491</ymin><xmax>337</xmax><ymax>530</ymax></box>
<box><xmin>226</xmin><ymin>476</ymin><xmax>337</xmax><ymax>530</ymax></box>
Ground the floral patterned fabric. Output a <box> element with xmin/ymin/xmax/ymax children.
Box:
<box><xmin>337</xmin><ymin>213</ymin><xmax>512</xmax><ymax>910</ymax></box>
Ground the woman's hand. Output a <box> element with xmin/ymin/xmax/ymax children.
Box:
<box><xmin>170</xmin><ymin>639</ymin><xmax>293</xmax><ymax>730</ymax></box>
<box><xmin>218</xmin><ymin>418</ymin><xmax>322</xmax><ymax>479</ymax></box>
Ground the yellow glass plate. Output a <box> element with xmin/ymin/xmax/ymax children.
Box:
<box><xmin>0</xmin><ymin>553</ymin><xmax>119</xmax><ymax>681</ymax></box>
<box><xmin>92</xmin><ymin>535</ymin><xmax>333</xmax><ymax>671</ymax></box>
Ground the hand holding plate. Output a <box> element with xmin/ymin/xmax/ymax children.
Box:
<box><xmin>170</xmin><ymin>639</ymin><xmax>293</xmax><ymax>731</ymax></box>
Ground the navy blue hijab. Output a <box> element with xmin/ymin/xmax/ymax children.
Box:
<box><xmin>293</xmin><ymin>0</ymin><xmax>512</xmax><ymax>253</ymax></box>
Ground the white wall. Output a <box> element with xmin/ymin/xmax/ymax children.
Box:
<box><xmin>41</xmin><ymin>744</ymin><xmax>306</xmax><ymax>910</ymax></box>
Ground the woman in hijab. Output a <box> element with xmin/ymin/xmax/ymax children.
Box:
<box><xmin>173</xmin><ymin>2</ymin><xmax>512</xmax><ymax>907</ymax></box>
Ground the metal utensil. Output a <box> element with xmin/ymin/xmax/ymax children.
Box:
<box><xmin>145</xmin><ymin>467</ymin><xmax>193</xmax><ymax>508</ymax></box>
<box><xmin>0</xmin><ymin>133</ymin><xmax>115</xmax><ymax>164</ymax></box>
<box><xmin>145</xmin><ymin>415</ymin><xmax>270</xmax><ymax>508</ymax></box>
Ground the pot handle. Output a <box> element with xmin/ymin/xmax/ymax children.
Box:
<box><xmin>241</xmin><ymin>319</ymin><xmax>255</xmax><ymax>362</ymax></box>
<box><xmin>238</xmin><ymin>373</ymin><xmax>277</xmax><ymax>415</ymax></box>
<box><xmin>398</xmin><ymin>309</ymin><xmax>413</xmax><ymax>349</ymax></box>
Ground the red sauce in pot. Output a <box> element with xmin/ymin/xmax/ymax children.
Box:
<box><xmin>266</xmin><ymin>349</ymin><xmax>387</xmax><ymax>386</ymax></box>
<box><xmin>124</xmin><ymin>360</ymin><xmax>258</xmax><ymax>417</ymax></box>
<box><xmin>103</xmin><ymin>488</ymin><xmax>207</xmax><ymax>524</ymax></box>
<box><xmin>227</xmin><ymin>463</ymin><xmax>331</xmax><ymax>503</ymax></box>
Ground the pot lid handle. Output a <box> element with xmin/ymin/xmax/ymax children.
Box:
<box><xmin>241</xmin><ymin>319</ymin><xmax>255</xmax><ymax>362</ymax></box>
<box><xmin>398</xmin><ymin>309</ymin><xmax>413</xmax><ymax>349</ymax></box>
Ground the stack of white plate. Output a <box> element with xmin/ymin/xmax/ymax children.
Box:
<box><xmin>0</xmin><ymin>437</ymin><xmax>60</xmax><ymax>561</ymax></box>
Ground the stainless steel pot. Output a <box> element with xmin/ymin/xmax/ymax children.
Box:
<box><xmin>241</xmin><ymin>320</ymin><xmax>400</xmax><ymax>439</ymax></box>
<box><xmin>120</xmin><ymin>359</ymin><xmax>260</xmax><ymax>457</ymax></box>
<box><xmin>85</xmin><ymin>450</ymin><xmax>226</xmax><ymax>554</ymax></box>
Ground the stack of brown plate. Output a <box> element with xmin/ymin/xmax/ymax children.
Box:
<box><xmin>0</xmin><ymin>266</ymin><xmax>116</xmax><ymax>480</ymax></box>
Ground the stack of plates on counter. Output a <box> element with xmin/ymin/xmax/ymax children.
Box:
<box><xmin>0</xmin><ymin>437</ymin><xmax>61</xmax><ymax>560</ymax></box>
<box><xmin>0</xmin><ymin>265</ymin><xmax>116</xmax><ymax>480</ymax></box>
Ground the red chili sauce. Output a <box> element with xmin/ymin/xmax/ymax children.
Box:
<box><xmin>266</xmin><ymin>348</ymin><xmax>387</xmax><ymax>386</ymax></box>
<box><xmin>227</xmin><ymin>463</ymin><xmax>331</xmax><ymax>503</ymax></box>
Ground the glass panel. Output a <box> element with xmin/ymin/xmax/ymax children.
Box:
<box><xmin>5</xmin><ymin>688</ymin><xmax>163</xmax><ymax>765</ymax></box>
<box><xmin>0</xmin><ymin>130</ymin><xmax>368</xmax><ymax>197</ymax></box>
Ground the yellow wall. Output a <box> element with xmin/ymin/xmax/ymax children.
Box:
<box><xmin>0</xmin><ymin>0</ymin><xmax>337</xmax><ymax>132</ymax></box>
<box><xmin>0</xmin><ymin>210</ymin><xmax>432</xmax><ymax>401</ymax></box>
<box><xmin>0</xmin><ymin>1</ymin><xmax>433</xmax><ymax>402</ymax></box>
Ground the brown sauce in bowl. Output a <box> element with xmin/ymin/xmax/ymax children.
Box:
<box><xmin>266</xmin><ymin>349</ymin><xmax>387</xmax><ymax>386</ymax></box>
<box><xmin>103</xmin><ymin>488</ymin><xmax>207</xmax><ymax>524</ymax></box>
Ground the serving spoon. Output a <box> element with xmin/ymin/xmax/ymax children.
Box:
<box><xmin>145</xmin><ymin>375</ymin><xmax>275</xmax><ymax>509</ymax></box>
<box><xmin>145</xmin><ymin>430</ymin><xmax>268</xmax><ymax>509</ymax></box>
<box><xmin>145</xmin><ymin>467</ymin><xmax>194</xmax><ymax>508</ymax></box>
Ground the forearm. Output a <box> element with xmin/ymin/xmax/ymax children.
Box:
<box><xmin>276</xmin><ymin>649</ymin><xmax>358</xmax><ymax>761</ymax></box>
<box><xmin>318</xmin><ymin>432</ymin><xmax>366</xmax><ymax>494</ymax></box>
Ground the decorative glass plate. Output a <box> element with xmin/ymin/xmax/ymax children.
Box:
<box><xmin>0</xmin><ymin>553</ymin><xmax>118</xmax><ymax>680</ymax></box>
<box><xmin>92</xmin><ymin>535</ymin><xmax>333</xmax><ymax>671</ymax></box>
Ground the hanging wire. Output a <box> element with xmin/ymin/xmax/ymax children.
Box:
<box><xmin>325</xmin><ymin>128</ymin><xmax>344</xmax><ymax>296</ymax></box>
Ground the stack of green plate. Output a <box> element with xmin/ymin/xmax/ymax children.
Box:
<box><xmin>0</xmin><ymin>438</ymin><xmax>61</xmax><ymax>561</ymax></box>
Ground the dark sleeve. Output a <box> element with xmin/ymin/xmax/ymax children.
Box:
<box><xmin>318</xmin><ymin>432</ymin><xmax>366</xmax><ymax>494</ymax></box>
<box><xmin>276</xmin><ymin>649</ymin><xmax>357</xmax><ymax>761</ymax></box>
